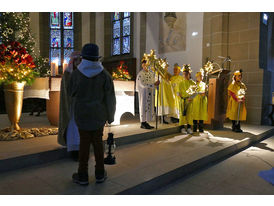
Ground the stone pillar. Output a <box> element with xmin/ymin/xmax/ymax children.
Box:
<box><xmin>96</xmin><ymin>12</ymin><xmax>104</xmax><ymax>57</ymax></box>
<box><xmin>29</xmin><ymin>12</ymin><xmax>40</xmax><ymax>55</ymax></box>
<box><xmin>82</xmin><ymin>12</ymin><xmax>91</xmax><ymax>46</ymax></box>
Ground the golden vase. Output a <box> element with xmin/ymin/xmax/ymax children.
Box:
<box><xmin>4</xmin><ymin>82</ymin><xmax>26</xmax><ymax>131</ymax></box>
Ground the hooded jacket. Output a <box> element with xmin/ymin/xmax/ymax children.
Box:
<box><xmin>68</xmin><ymin>59</ymin><xmax>116</xmax><ymax>131</ymax></box>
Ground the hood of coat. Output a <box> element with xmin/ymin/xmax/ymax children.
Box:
<box><xmin>77</xmin><ymin>59</ymin><xmax>104</xmax><ymax>78</ymax></box>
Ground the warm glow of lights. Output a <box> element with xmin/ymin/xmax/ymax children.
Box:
<box><xmin>53</xmin><ymin>59</ymin><xmax>59</xmax><ymax>66</ymax></box>
<box><xmin>237</xmin><ymin>88</ymin><xmax>246</xmax><ymax>99</ymax></box>
<box><xmin>186</xmin><ymin>85</ymin><xmax>197</xmax><ymax>96</ymax></box>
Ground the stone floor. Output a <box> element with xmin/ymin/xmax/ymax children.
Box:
<box><xmin>0</xmin><ymin>123</ymin><xmax>273</xmax><ymax>194</ymax></box>
<box><xmin>0</xmin><ymin>112</ymin><xmax>274</xmax><ymax>194</ymax></box>
<box><xmin>0</xmin><ymin>113</ymin><xmax>179</xmax><ymax>160</ymax></box>
<box><xmin>152</xmin><ymin>136</ymin><xmax>274</xmax><ymax>195</ymax></box>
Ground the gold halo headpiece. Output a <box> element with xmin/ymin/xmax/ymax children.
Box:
<box><xmin>182</xmin><ymin>64</ymin><xmax>192</xmax><ymax>73</ymax></box>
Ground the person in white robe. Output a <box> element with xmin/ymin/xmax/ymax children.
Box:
<box><xmin>58</xmin><ymin>51</ymin><xmax>81</xmax><ymax>161</ymax></box>
<box><xmin>136</xmin><ymin>59</ymin><xmax>160</xmax><ymax>129</ymax></box>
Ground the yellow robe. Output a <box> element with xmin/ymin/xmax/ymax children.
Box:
<box><xmin>192</xmin><ymin>81</ymin><xmax>208</xmax><ymax>121</ymax></box>
<box><xmin>155</xmin><ymin>77</ymin><xmax>176</xmax><ymax>116</ymax></box>
<box><xmin>170</xmin><ymin>75</ymin><xmax>184</xmax><ymax>118</ymax></box>
<box><xmin>226</xmin><ymin>81</ymin><xmax>247</xmax><ymax>121</ymax></box>
<box><xmin>178</xmin><ymin>79</ymin><xmax>196</xmax><ymax>126</ymax></box>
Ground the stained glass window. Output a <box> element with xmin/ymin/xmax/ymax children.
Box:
<box><xmin>64</xmin><ymin>30</ymin><xmax>74</xmax><ymax>48</ymax></box>
<box><xmin>112</xmin><ymin>12</ymin><xmax>132</xmax><ymax>56</ymax></box>
<box><xmin>50</xmin><ymin>49</ymin><xmax>61</xmax><ymax>64</ymax></box>
<box><xmin>50</xmin><ymin>12</ymin><xmax>74</xmax><ymax>68</ymax></box>
<box><xmin>113</xmin><ymin>38</ymin><xmax>120</xmax><ymax>55</ymax></box>
<box><xmin>64</xmin><ymin>49</ymin><xmax>73</xmax><ymax>64</ymax></box>
<box><xmin>262</xmin><ymin>13</ymin><xmax>268</xmax><ymax>25</ymax></box>
<box><xmin>124</xmin><ymin>12</ymin><xmax>130</xmax><ymax>18</ymax></box>
<box><xmin>123</xmin><ymin>36</ymin><xmax>130</xmax><ymax>54</ymax></box>
<box><xmin>50</xmin><ymin>12</ymin><xmax>61</xmax><ymax>29</ymax></box>
<box><xmin>50</xmin><ymin>30</ymin><xmax>61</xmax><ymax>48</ymax></box>
<box><xmin>123</xmin><ymin>18</ymin><xmax>130</xmax><ymax>36</ymax></box>
<box><xmin>113</xmin><ymin>21</ymin><xmax>120</xmax><ymax>38</ymax></box>
<box><xmin>113</xmin><ymin>12</ymin><xmax>120</xmax><ymax>21</ymax></box>
<box><xmin>63</xmin><ymin>12</ymin><xmax>73</xmax><ymax>29</ymax></box>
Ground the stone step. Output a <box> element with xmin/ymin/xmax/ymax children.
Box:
<box><xmin>0</xmin><ymin>124</ymin><xmax>180</xmax><ymax>173</ymax></box>
<box><xmin>0</xmin><ymin>124</ymin><xmax>273</xmax><ymax>195</ymax></box>
<box><xmin>117</xmin><ymin>127</ymin><xmax>274</xmax><ymax>195</ymax></box>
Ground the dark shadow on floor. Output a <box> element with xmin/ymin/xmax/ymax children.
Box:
<box><xmin>254</xmin><ymin>142</ymin><xmax>274</xmax><ymax>152</ymax></box>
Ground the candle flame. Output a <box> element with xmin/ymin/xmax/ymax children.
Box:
<box><xmin>53</xmin><ymin>59</ymin><xmax>59</xmax><ymax>65</ymax></box>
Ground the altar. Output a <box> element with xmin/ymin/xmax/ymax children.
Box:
<box><xmin>24</xmin><ymin>77</ymin><xmax>135</xmax><ymax>126</ymax></box>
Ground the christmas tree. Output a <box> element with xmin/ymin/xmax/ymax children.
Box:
<box><xmin>0</xmin><ymin>12</ymin><xmax>50</xmax><ymax>77</ymax></box>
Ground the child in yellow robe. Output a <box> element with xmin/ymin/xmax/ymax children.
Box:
<box><xmin>226</xmin><ymin>70</ymin><xmax>247</xmax><ymax>133</ymax></box>
<box><xmin>170</xmin><ymin>63</ymin><xmax>183</xmax><ymax>123</ymax></box>
<box><xmin>178</xmin><ymin>65</ymin><xmax>196</xmax><ymax>134</ymax></box>
<box><xmin>192</xmin><ymin>71</ymin><xmax>208</xmax><ymax>133</ymax></box>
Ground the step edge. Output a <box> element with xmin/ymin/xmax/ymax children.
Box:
<box><xmin>116</xmin><ymin>128</ymin><xmax>274</xmax><ymax>195</ymax></box>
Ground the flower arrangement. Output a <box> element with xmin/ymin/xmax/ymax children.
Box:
<box><xmin>0</xmin><ymin>41</ymin><xmax>38</xmax><ymax>85</ymax></box>
<box><xmin>112</xmin><ymin>61</ymin><xmax>132</xmax><ymax>81</ymax></box>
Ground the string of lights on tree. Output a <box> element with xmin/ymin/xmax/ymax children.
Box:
<box><xmin>0</xmin><ymin>12</ymin><xmax>50</xmax><ymax>77</ymax></box>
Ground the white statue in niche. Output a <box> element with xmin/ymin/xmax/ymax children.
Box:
<box><xmin>159</xmin><ymin>12</ymin><xmax>186</xmax><ymax>54</ymax></box>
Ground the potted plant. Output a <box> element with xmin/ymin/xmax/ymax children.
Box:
<box><xmin>0</xmin><ymin>41</ymin><xmax>38</xmax><ymax>130</ymax></box>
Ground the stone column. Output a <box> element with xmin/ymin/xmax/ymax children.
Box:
<box><xmin>29</xmin><ymin>12</ymin><xmax>40</xmax><ymax>55</ymax></box>
<box><xmin>82</xmin><ymin>12</ymin><xmax>91</xmax><ymax>46</ymax></box>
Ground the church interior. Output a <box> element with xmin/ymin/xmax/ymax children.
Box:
<box><xmin>0</xmin><ymin>11</ymin><xmax>274</xmax><ymax>196</ymax></box>
<box><xmin>1</xmin><ymin>12</ymin><xmax>273</xmax><ymax>127</ymax></box>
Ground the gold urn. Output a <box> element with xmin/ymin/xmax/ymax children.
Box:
<box><xmin>4</xmin><ymin>82</ymin><xmax>26</xmax><ymax>131</ymax></box>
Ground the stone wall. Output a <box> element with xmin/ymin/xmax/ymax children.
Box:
<box><xmin>203</xmin><ymin>12</ymin><xmax>264</xmax><ymax>125</ymax></box>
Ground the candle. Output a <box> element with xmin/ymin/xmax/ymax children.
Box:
<box><xmin>50</xmin><ymin>62</ymin><xmax>55</xmax><ymax>76</ymax></box>
<box><xmin>63</xmin><ymin>61</ymin><xmax>68</xmax><ymax>74</ymax></box>
<box><xmin>51</xmin><ymin>60</ymin><xmax>59</xmax><ymax>76</ymax></box>
<box><xmin>54</xmin><ymin>60</ymin><xmax>59</xmax><ymax>76</ymax></box>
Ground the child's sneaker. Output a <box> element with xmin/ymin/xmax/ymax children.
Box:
<box><xmin>180</xmin><ymin>127</ymin><xmax>187</xmax><ymax>134</ymax></box>
<box><xmin>96</xmin><ymin>171</ymin><xmax>108</xmax><ymax>184</ymax></box>
<box><xmin>72</xmin><ymin>172</ymin><xmax>89</xmax><ymax>186</ymax></box>
<box><xmin>187</xmin><ymin>128</ymin><xmax>193</xmax><ymax>134</ymax></box>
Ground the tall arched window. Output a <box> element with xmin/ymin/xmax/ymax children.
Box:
<box><xmin>50</xmin><ymin>12</ymin><xmax>74</xmax><ymax>66</ymax></box>
<box><xmin>112</xmin><ymin>12</ymin><xmax>131</xmax><ymax>56</ymax></box>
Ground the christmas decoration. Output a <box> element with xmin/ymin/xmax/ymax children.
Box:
<box><xmin>0</xmin><ymin>12</ymin><xmax>50</xmax><ymax>77</ymax></box>
<box><xmin>142</xmin><ymin>50</ymin><xmax>172</xmax><ymax>81</ymax></box>
<box><xmin>0</xmin><ymin>127</ymin><xmax>58</xmax><ymax>141</ymax></box>
<box><xmin>0</xmin><ymin>41</ymin><xmax>38</xmax><ymax>85</ymax></box>
<box><xmin>112</xmin><ymin>61</ymin><xmax>132</xmax><ymax>81</ymax></box>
